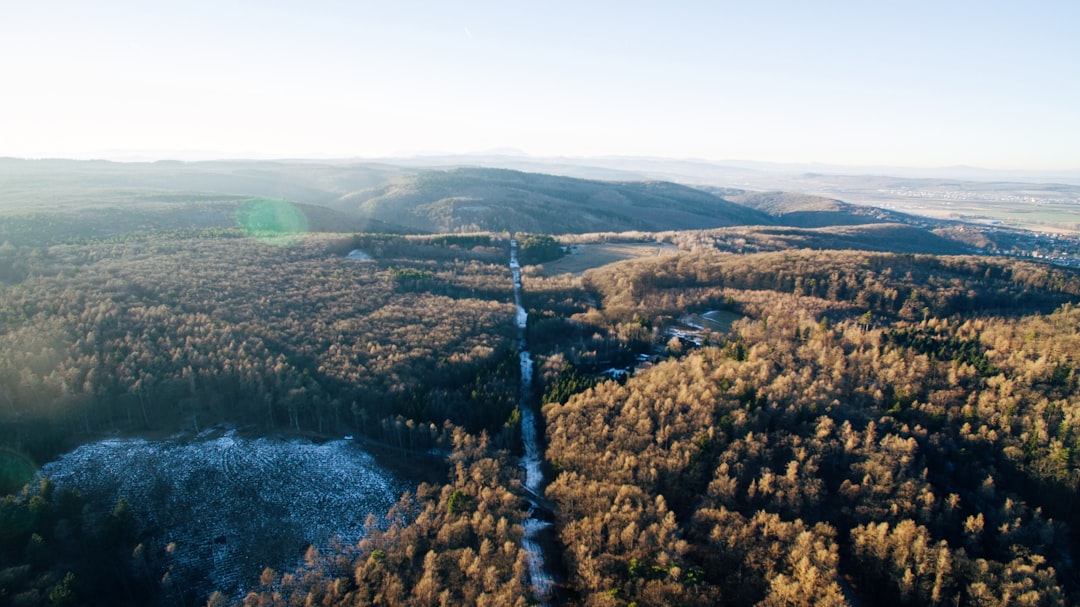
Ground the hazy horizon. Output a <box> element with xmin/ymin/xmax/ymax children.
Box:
<box><xmin>6</xmin><ymin>150</ymin><xmax>1080</xmax><ymax>185</ymax></box>
<box><xmin>3</xmin><ymin>1</ymin><xmax>1078</xmax><ymax>172</ymax></box>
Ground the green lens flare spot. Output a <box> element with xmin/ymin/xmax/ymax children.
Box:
<box><xmin>0</xmin><ymin>448</ymin><xmax>37</xmax><ymax>496</ymax></box>
<box><xmin>236</xmin><ymin>199</ymin><xmax>309</xmax><ymax>245</ymax></box>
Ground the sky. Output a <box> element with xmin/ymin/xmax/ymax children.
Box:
<box><xmin>1</xmin><ymin>0</ymin><xmax>1078</xmax><ymax>170</ymax></box>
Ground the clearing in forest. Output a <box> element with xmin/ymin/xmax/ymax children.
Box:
<box><xmin>541</xmin><ymin>242</ymin><xmax>679</xmax><ymax>275</ymax></box>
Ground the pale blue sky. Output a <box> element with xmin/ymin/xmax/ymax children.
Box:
<box><xmin>1</xmin><ymin>0</ymin><xmax>1077</xmax><ymax>169</ymax></box>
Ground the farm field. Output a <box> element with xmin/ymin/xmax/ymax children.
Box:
<box><xmin>963</xmin><ymin>204</ymin><xmax>1080</xmax><ymax>234</ymax></box>
<box><xmin>881</xmin><ymin>200</ymin><xmax>1080</xmax><ymax>233</ymax></box>
<box><xmin>539</xmin><ymin>241</ymin><xmax>679</xmax><ymax>275</ymax></box>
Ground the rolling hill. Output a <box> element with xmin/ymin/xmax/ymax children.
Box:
<box><xmin>693</xmin><ymin>223</ymin><xmax>974</xmax><ymax>255</ymax></box>
<box><xmin>5</xmin><ymin>159</ymin><xmax>1056</xmax><ymax>260</ymax></box>
<box><xmin>332</xmin><ymin>167</ymin><xmax>775</xmax><ymax>233</ymax></box>
<box><xmin>722</xmin><ymin>190</ymin><xmax>938</xmax><ymax>228</ymax></box>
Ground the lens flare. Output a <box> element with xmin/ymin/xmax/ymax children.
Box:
<box><xmin>236</xmin><ymin>199</ymin><xmax>310</xmax><ymax>245</ymax></box>
<box><xmin>0</xmin><ymin>448</ymin><xmax>37</xmax><ymax>496</ymax></box>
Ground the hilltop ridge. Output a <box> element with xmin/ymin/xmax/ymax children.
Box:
<box><xmin>332</xmin><ymin>167</ymin><xmax>774</xmax><ymax>233</ymax></box>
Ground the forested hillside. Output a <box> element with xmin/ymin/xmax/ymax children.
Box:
<box><xmin>0</xmin><ymin>223</ymin><xmax>552</xmax><ymax>605</ymax></box>
<box><xmin>581</xmin><ymin>249</ymin><xmax>1078</xmax><ymax>321</ymax></box>
<box><xmin>216</xmin><ymin>246</ymin><xmax>1080</xmax><ymax>607</ymax></box>
<box><xmin>0</xmin><ymin>232</ymin><xmax>520</xmax><ymax>462</ymax></box>
<box><xmin>332</xmin><ymin>168</ymin><xmax>773</xmax><ymax>233</ymax></box>
<box><xmin>663</xmin><ymin>224</ymin><xmax>973</xmax><ymax>255</ymax></box>
<box><xmin>724</xmin><ymin>190</ymin><xmax>929</xmax><ymax>228</ymax></box>
<box><xmin>536</xmin><ymin>249</ymin><xmax>1080</xmax><ymax>606</ymax></box>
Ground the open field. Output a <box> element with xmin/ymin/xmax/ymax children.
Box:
<box><xmin>950</xmin><ymin>205</ymin><xmax>1080</xmax><ymax>234</ymax></box>
<box><xmin>773</xmin><ymin>176</ymin><xmax>1080</xmax><ymax>235</ymax></box>
<box><xmin>864</xmin><ymin>199</ymin><xmax>1080</xmax><ymax>234</ymax></box>
<box><xmin>540</xmin><ymin>242</ymin><xmax>680</xmax><ymax>275</ymax></box>
<box><xmin>706</xmin><ymin>169</ymin><xmax>1080</xmax><ymax>235</ymax></box>
<box><xmin>682</xmin><ymin>309</ymin><xmax>746</xmax><ymax>332</ymax></box>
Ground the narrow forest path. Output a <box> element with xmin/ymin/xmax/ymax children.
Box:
<box><xmin>510</xmin><ymin>237</ymin><xmax>556</xmax><ymax>605</ymax></box>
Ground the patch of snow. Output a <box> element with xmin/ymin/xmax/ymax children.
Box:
<box><xmin>601</xmin><ymin>368</ymin><xmax>629</xmax><ymax>380</ymax></box>
<box><xmin>39</xmin><ymin>435</ymin><xmax>405</xmax><ymax>599</ymax></box>
<box><xmin>522</xmin><ymin>518</ymin><xmax>555</xmax><ymax>601</ymax></box>
<box><xmin>518</xmin><ymin>354</ymin><xmax>543</xmax><ymax>492</ymax></box>
<box><xmin>679</xmin><ymin>315</ymin><xmax>706</xmax><ymax>331</ymax></box>
<box><xmin>666</xmin><ymin>328</ymin><xmax>704</xmax><ymax>347</ymax></box>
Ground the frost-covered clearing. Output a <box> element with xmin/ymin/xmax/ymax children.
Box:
<box><xmin>39</xmin><ymin>431</ymin><xmax>404</xmax><ymax>598</ymax></box>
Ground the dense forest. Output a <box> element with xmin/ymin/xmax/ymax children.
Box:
<box><xmin>0</xmin><ymin>478</ymin><xmax>162</xmax><ymax>606</ymax></box>
<box><xmin>188</xmin><ymin>246</ymin><xmax>1080</xmax><ymax>607</ymax></box>
<box><xmin>534</xmin><ymin>249</ymin><xmax>1080</xmax><ymax>606</ymax></box>
<box><xmin>0</xmin><ymin>227</ymin><xmax>537</xmax><ymax>605</ymax></box>
<box><xmin>0</xmin><ymin>230</ymin><xmax>525</xmax><ymax>464</ymax></box>
<box><xmin>3</xmin><ymin>166</ymin><xmax>1080</xmax><ymax>606</ymax></box>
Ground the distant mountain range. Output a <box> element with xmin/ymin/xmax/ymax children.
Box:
<box><xmin>359</xmin><ymin>153</ymin><xmax>1080</xmax><ymax>186</ymax></box>
<box><xmin>2</xmin><ymin>158</ymin><xmax>1067</xmax><ymax>258</ymax></box>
